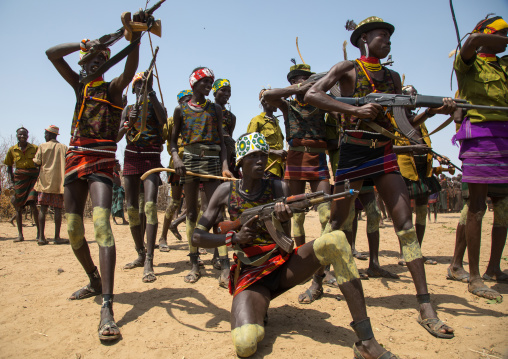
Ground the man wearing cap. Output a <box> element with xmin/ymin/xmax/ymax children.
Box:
<box><xmin>117</xmin><ymin>71</ymin><xmax>166</xmax><ymax>283</ymax></box>
<box><xmin>264</xmin><ymin>63</ymin><xmax>338</xmax><ymax>304</ymax></box>
<box><xmin>193</xmin><ymin>132</ymin><xmax>399</xmax><ymax>359</ymax></box>
<box><xmin>4</xmin><ymin>127</ymin><xmax>40</xmax><ymax>243</ymax></box>
<box><xmin>171</xmin><ymin>67</ymin><xmax>234</xmax><ymax>286</ymax></box>
<box><xmin>452</xmin><ymin>15</ymin><xmax>508</xmax><ymax>301</ymax></box>
<box><xmin>305</xmin><ymin>16</ymin><xmax>456</xmax><ymax>339</ymax></box>
<box><xmin>33</xmin><ymin>126</ymin><xmax>69</xmax><ymax>245</ymax></box>
<box><xmin>247</xmin><ymin>89</ymin><xmax>286</xmax><ymax>179</ymax></box>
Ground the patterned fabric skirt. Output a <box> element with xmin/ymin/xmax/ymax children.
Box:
<box><xmin>404</xmin><ymin>155</ymin><xmax>441</xmax><ymax>199</ymax></box>
<box><xmin>111</xmin><ymin>184</ymin><xmax>125</xmax><ymax>217</ymax></box>
<box><xmin>284</xmin><ymin>139</ymin><xmax>329</xmax><ymax>181</ymax></box>
<box><xmin>335</xmin><ymin>132</ymin><xmax>399</xmax><ymax>186</ymax></box>
<box><xmin>461</xmin><ymin>182</ymin><xmax>508</xmax><ymax>199</ymax></box>
<box><xmin>456</xmin><ymin>120</ymin><xmax>508</xmax><ymax>184</ymax></box>
<box><xmin>13</xmin><ymin>168</ymin><xmax>39</xmax><ymax>208</ymax></box>
<box><xmin>229</xmin><ymin>244</ymin><xmax>292</xmax><ymax>297</ymax></box>
<box><xmin>123</xmin><ymin>144</ymin><xmax>162</xmax><ymax>176</ymax></box>
<box><xmin>37</xmin><ymin>192</ymin><xmax>64</xmax><ymax>208</ymax></box>
<box><xmin>64</xmin><ymin>138</ymin><xmax>116</xmax><ymax>186</ymax></box>
<box><xmin>179</xmin><ymin>153</ymin><xmax>221</xmax><ymax>184</ymax></box>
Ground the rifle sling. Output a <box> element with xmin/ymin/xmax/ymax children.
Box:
<box><xmin>362</xmin><ymin>120</ymin><xmax>404</xmax><ymax>141</ymax></box>
<box><xmin>80</xmin><ymin>38</ymin><xmax>141</xmax><ymax>84</ymax></box>
<box><xmin>427</xmin><ymin>116</ymin><xmax>453</xmax><ymax>136</ymax></box>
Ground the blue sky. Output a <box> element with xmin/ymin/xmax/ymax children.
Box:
<box><xmin>1</xmin><ymin>0</ymin><xmax>507</xmax><ymax>169</ymax></box>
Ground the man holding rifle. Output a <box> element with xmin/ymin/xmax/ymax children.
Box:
<box><xmin>46</xmin><ymin>8</ymin><xmax>150</xmax><ymax>342</ymax></box>
<box><xmin>304</xmin><ymin>17</ymin><xmax>456</xmax><ymax>339</ymax></box>
<box><xmin>193</xmin><ymin>132</ymin><xmax>399</xmax><ymax>359</ymax></box>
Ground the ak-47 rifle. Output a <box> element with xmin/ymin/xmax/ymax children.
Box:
<box><xmin>217</xmin><ymin>189</ymin><xmax>358</xmax><ymax>253</ymax></box>
<box><xmin>79</xmin><ymin>0</ymin><xmax>166</xmax><ymax>84</ymax></box>
<box><xmin>393</xmin><ymin>144</ymin><xmax>463</xmax><ymax>172</ymax></box>
<box><xmin>129</xmin><ymin>46</ymin><xmax>159</xmax><ymax>143</ymax></box>
<box><xmin>331</xmin><ymin>93</ymin><xmax>508</xmax><ymax>142</ymax></box>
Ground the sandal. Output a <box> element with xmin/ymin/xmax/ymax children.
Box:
<box><xmin>53</xmin><ymin>237</ymin><xmax>69</xmax><ymax>245</ymax></box>
<box><xmin>298</xmin><ymin>287</ymin><xmax>323</xmax><ymax>304</ymax></box>
<box><xmin>351</xmin><ymin>318</ymin><xmax>400</xmax><ymax>359</ymax></box>
<box><xmin>446</xmin><ymin>268</ymin><xmax>469</xmax><ymax>283</ymax></box>
<box><xmin>416</xmin><ymin>315</ymin><xmax>454</xmax><ymax>339</ymax></box>
<box><xmin>469</xmin><ymin>284</ymin><xmax>503</xmax><ymax>301</ymax></box>
<box><xmin>353</xmin><ymin>250</ymin><xmax>368</xmax><ymax>261</ymax></box>
<box><xmin>353</xmin><ymin>344</ymin><xmax>399</xmax><ymax>359</ymax></box>
<box><xmin>184</xmin><ymin>270</ymin><xmax>201</xmax><ymax>283</ymax></box>
<box><xmin>123</xmin><ymin>248</ymin><xmax>146</xmax><ymax>270</ymax></box>
<box><xmin>159</xmin><ymin>239</ymin><xmax>170</xmax><ymax>252</ymax></box>
<box><xmin>98</xmin><ymin>319</ymin><xmax>121</xmax><ymax>341</ymax></box>
<box><xmin>37</xmin><ymin>238</ymin><xmax>48</xmax><ymax>246</ymax></box>
<box><xmin>69</xmin><ymin>283</ymin><xmax>102</xmax><ymax>300</ymax></box>
<box><xmin>482</xmin><ymin>272</ymin><xmax>508</xmax><ymax>284</ymax></box>
<box><xmin>423</xmin><ymin>257</ymin><xmax>437</xmax><ymax>265</ymax></box>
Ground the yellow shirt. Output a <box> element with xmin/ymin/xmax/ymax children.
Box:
<box><xmin>4</xmin><ymin>143</ymin><xmax>38</xmax><ymax>169</ymax></box>
<box><xmin>163</xmin><ymin>117</ymin><xmax>184</xmax><ymax>167</ymax></box>
<box><xmin>33</xmin><ymin>140</ymin><xmax>68</xmax><ymax>194</ymax></box>
<box><xmin>394</xmin><ymin>123</ymin><xmax>433</xmax><ymax>181</ymax></box>
<box><xmin>247</xmin><ymin>112</ymin><xmax>284</xmax><ymax>177</ymax></box>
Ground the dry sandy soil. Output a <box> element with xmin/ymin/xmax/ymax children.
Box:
<box><xmin>0</xmin><ymin>210</ymin><xmax>506</xmax><ymax>359</ymax></box>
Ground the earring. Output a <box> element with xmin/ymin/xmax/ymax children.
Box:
<box><xmin>363</xmin><ymin>40</ymin><xmax>369</xmax><ymax>58</ymax></box>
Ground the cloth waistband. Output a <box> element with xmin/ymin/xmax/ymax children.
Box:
<box><xmin>342</xmin><ymin>134</ymin><xmax>390</xmax><ymax>148</ymax></box>
<box><xmin>289</xmin><ymin>145</ymin><xmax>326</xmax><ymax>153</ymax></box>
<box><xmin>184</xmin><ymin>143</ymin><xmax>221</xmax><ymax>158</ymax></box>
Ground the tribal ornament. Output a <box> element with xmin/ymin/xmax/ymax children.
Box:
<box><xmin>235</xmin><ymin>132</ymin><xmax>269</xmax><ymax>165</ymax></box>
<box><xmin>189</xmin><ymin>68</ymin><xmax>214</xmax><ymax>88</ymax></box>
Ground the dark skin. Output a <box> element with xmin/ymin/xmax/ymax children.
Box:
<box><xmin>214</xmin><ymin>86</ymin><xmax>238</xmax><ymax>174</ymax></box>
<box><xmin>263</xmin><ymin>76</ymin><xmax>338</xmax><ymax>298</ymax></box>
<box><xmin>46</xmin><ymin>10</ymin><xmax>147</xmax><ymax>339</ymax></box>
<box><xmin>304</xmin><ymin>28</ymin><xmax>455</xmax><ymax>336</ymax></box>
<box><xmin>37</xmin><ymin>131</ymin><xmax>65</xmax><ymax>244</ymax></box>
<box><xmin>8</xmin><ymin>129</ymin><xmax>40</xmax><ymax>242</ymax></box>
<box><xmin>456</xmin><ymin>27</ymin><xmax>508</xmax><ymax>299</ymax></box>
<box><xmin>116</xmin><ymin>74</ymin><xmax>165</xmax><ymax>281</ymax></box>
<box><xmin>159</xmin><ymin>95</ymin><xmax>192</xmax><ymax>245</ymax></box>
<box><xmin>193</xmin><ymin>151</ymin><xmax>392</xmax><ymax>359</ymax></box>
<box><xmin>260</xmin><ymin>99</ymin><xmax>287</xmax><ymax>162</ymax></box>
<box><xmin>171</xmin><ymin>76</ymin><xmax>234</xmax><ymax>281</ymax></box>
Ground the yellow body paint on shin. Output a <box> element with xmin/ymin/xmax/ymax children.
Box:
<box><xmin>186</xmin><ymin>218</ymin><xmax>198</xmax><ymax>253</ymax></box>
<box><xmin>218</xmin><ymin>245</ymin><xmax>228</xmax><ymax>256</ymax></box>
<box><xmin>312</xmin><ymin>231</ymin><xmax>360</xmax><ymax>284</ymax></box>
<box><xmin>341</xmin><ymin>204</ymin><xmax>355</xmax><ymax>232</ymax></box>
<box><xmin>317</xmin><ymin>202</ymin><xmax>331</xmax><ymax>235</ymax></box>
<box><xmin>493</xmin><ymin>197</ymin><xmax>508</xmax><ymax>227</ymax></box>
<box><xmin>292</xmin><ymin>212</ymin><xmax>306</xmax><ymax>238</ymax></box>
<box><xmin>145</xmin><ymin>201</ymin><xmax>158</xmax><ymax>225</ymax></box>
<box><xmin>231</xmin><ymin>324</ymin><xmax>265</xmax><ymax>358</ymax></box>
<box><xmin>415</xmin><ymin>205</ymin><xmax>427</xmax><ymax>226</ymax></box>
<box><xmin>127</xmin><ymin>206</ymin><xmax>141</xmax><ymax>227</ymax></box>
<box><xmin>459</xmin><ymin>201</ymin><xmax>469</xmax><ymax>225</ymax></box>
<box><xmin>93</xmin><ymin>207</ymin><xmax>115</xmax><ymax>247</ymax></box>
<box><xmin>67</xmin><ymin>213</ymin><xmax>85</xmax><ymax>250</ymax></box>
<box><xmin>365</xmin><ymin>200</ymin><xmax>381</xmax><ymax>233</ymax></box>
<box><xmin>164</xmin><ymin>198</ymin><xmax>174</xmax><ymax>219</ymax></box>
<box><xmin>396</xmin><ymin>227</ymin><xmax>422</xmax><ymax>263</ymax></box>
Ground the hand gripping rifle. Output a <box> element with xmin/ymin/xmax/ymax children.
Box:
<box><xmin>79</xmin><ymin>0</ymin><xmax>166</xmax><ymax>84</ymax></box>
<box><xmin>130</xmin><ymin>46</ymin><xmax>159</xmax><ymax>143</ymax></box>
<box><xmin>217</xmin><ymin>189</ymin><xmax>358</xmax><ymax>253</ymax></box>
<box><xmin>331</xmin><ymin>93</ymin><xmax>508</xmax><ymax>142</ymax></box>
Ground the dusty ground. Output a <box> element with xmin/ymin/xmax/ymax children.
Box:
<box><xmin>0</xmin><ymin>210</ymin><xmax>506</xmax><ymax>359</ymax></box>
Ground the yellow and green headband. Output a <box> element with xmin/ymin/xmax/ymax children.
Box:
<box><xmin>213</xmin><ymin>79</ymin><xmax>231</xmax><ymax>94</ymax></box>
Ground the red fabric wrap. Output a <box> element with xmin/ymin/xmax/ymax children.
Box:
<box><xmin>123</xmin><ymin>144</ymin><xmax>162</xmax><ymax>176</ymax></box>
<box><xmin>64</xmin><ymin>138</ymin><xmax>116</xmax><ymax>185</ymax></box>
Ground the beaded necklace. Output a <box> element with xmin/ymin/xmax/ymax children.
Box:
<box><xmin>358</xmin><ymin>56</ymin><xmax>382</xmax><ymax>72</ymax></box>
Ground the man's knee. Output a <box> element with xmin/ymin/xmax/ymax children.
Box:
<box><xmin>396</xmin><ymin>227</ymin><xmax>422</xmax><ymax>263</ymax></box>
<box><xmin>292</xmin><ymin>212</ymin><xmax>306</xmax><ymax>238</ymax></box>
<box><xmin>145</xmin><ymin>201</ymin><xmax>158</xmax><ymax>225</ymax></box>
<box><xmin>93</xmin><ymin>207</ymin><xmax>115</xmax><ymax>247</ymax></box>
<box><xmin>312</xmin><ymin>231</ymin><xmax>359</xmax><ymax>284</ymax></box>
<box><xmin>493</xmin><ymin>197</ymin><xmax>508</xmax><ymax>227</ymax></box>
<box><xmin>415</xmin><ymin>204</ymin><xmax>427</xmax><ymax>226</ymax></box>
<box><xmin>127</xmin><ymin>206</ymin><xmax>141</xmax><ymax>227</ymax></box>
<box><xmin>317</xmin><ymin>203</ymin><xmax>330</xmax><ymax>225</ymax></box>
<box><xmin>365</xmin><ymin>200</ymin><xmax>381</xmax><ymax>233</ymax></box>
<box><xmin>340</xmin><ymin>204</ymin><xmax>355</xmax><ymax>232</ymax></box>
<box><xmin>67</xmin><ymin>213</ymin><xmax>85</xmax><ymax>250</ymax></box>
<box><xmin>231</xmin><ymin>324</ymin><xmax>265</xmax><ymax>358</ymax></box>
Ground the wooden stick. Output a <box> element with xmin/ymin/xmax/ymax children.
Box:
<box><xmin>264</xmin><ymin>160</ymin><xmax>278</xmax><ymax>172</ymax></box>
<box><xmin>140</xmin><ymin>167</ymin><xmax>238</xmax><ymax>181</ymax></box>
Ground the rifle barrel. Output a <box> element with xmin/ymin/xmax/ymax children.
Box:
<box><xmin>457</xmin><ymin>103</ymin><xmax>508</xmax><ymax>111</ymax></box>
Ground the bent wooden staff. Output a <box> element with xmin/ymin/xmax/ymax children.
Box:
<box><xmin>140</xmin><ymin>168</ymin><xmax>238</xmax><ymax>181</ymax></box>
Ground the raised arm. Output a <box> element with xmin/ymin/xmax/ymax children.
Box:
<box><xmin>460</xmin><ymin>32</ymin><xmax>508</xmax><ymax>63</ymax></box>
<box><xmin>45</xmin><ymin>42</ymin><xmax>81</xmax><ymax>94</ymax></box>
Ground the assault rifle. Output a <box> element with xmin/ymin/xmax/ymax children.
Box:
<box><xmin>393</xmin><ymin>144</ymin><xmax>463</xmax><ymax>172</ymax></box>
<box><xmin>331</xmin><ymin>93</ymin><xmax>508</xmax><ymax>142</ymax></box>
<box><xmin>79</xmin><ymin>0</ymin><xmax>166</xmax><ymax>84</ymax></box>
<box><xmin>217</xmin><ymin>189</ymin><xmax>358</xmax><ymax>253</ymax></box>
<box><xmin>130</xmin><ymin>46</ymin><xmax>159</xmax><ymax>143</ymax></box>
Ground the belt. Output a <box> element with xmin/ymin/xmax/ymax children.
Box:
<box><xmin>342</xmin><ymin>134</ymin><xmax>390</xmax><ymax>148</ymax></box>
<box><xmin>289</xmin><ymin>146</ymin><xmax>326</xmax><ymax>153</ymax></box>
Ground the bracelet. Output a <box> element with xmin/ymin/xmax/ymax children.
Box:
<box><xmin>225</xmin><ymin>231</ymin><xmax>235</xmax><ymax>247</ymax></box>
<box><xmin>424</xmin><ymin>108</ymin><xmax>435</xmax><ymax>118</ymax></box>
<box><xmin>80</xmin><ymin>39</ymin><xmax>90</xmax><ymax>52</ymax></box>
<box><xmin>148</xmin><ymin>90</ymin><xmax>156</xmax><ymax>97</ymax></box>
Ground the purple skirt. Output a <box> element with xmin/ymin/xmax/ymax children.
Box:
<box><xmin>455</xmin><ymin>120</ymin><xmax>508</xmax><ymax>184</ymax></box>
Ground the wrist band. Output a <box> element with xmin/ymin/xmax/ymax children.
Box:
<box><xmin>225</xmin><ymin>231</ymin><xmax>235</xmax><ymax>247</ymax></box>
<box><xmin>424</xmin><ymin>108</ymin><xmax>435</xmax><ymax>118</ymax></box>
<box><xmin>80</xmin><ymin>39</ymin><xmax>90</xmax><ymax>52</ymax></box>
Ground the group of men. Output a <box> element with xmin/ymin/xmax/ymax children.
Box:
<box><xmin>2</xmin><ymin>10</ymin><xmax>506</xmax><ymax>359</ymax></box>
